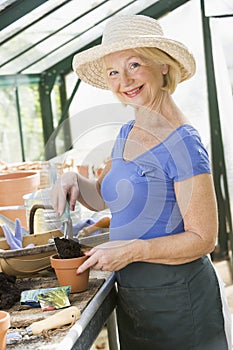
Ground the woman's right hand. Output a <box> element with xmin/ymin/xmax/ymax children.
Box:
<box><xmin>50</xmin><ymin>171</ymin><xmax>79</xmax><ymax>216</ymax></box>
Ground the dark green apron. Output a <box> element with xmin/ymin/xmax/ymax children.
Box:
<box><xmin>115</xmin><ymin>255</ymin><xmax>228</xmax><ymax>350</ymax></box>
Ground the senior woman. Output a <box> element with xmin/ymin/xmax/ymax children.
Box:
<box><xmin>51</xmin><ymin>15</ymin><xmax>231</xmax><ymax>350</ymax></box>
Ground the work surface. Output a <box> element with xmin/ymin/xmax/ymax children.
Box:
<box><xmin>6</xmin><ymin>270</ymin><xmax>112</xmax><ymax>350</ymax></box>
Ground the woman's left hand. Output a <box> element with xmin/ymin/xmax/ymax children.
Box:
<box><xmin>77</xmin><ymin>240</ymin><xmax>137</xmax><ymax>274</ymax></box>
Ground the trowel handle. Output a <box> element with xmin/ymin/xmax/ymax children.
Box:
<box><xmin>60</xmin><ymin>200</ymin><xmax>71</xmax><ymax>221</ymax></box>
<box><xmin>83</xmin><ymin>216</ymin><xmax>111</xmax><ymax>235</ymax></box>
<box><xmin>26</xmin><ymin>306</ymin><xmax>80</xmax><ymax>335</ymax></box>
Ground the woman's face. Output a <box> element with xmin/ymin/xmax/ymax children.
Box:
<box><xmin>104</xmin><ymin>49</ymin><xmax>168</xmax><ymax>108</ymax></box>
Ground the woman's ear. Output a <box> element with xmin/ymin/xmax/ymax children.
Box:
<box><xmin>161</xmin><ymin>64</ymin><xmax>169</xmax><ymax>75</ymax></box>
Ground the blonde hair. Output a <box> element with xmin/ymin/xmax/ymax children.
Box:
<box><xmin>133</xmin><ymin>47</ymin><xmax>181</xmax><ymax>94</ymax></box>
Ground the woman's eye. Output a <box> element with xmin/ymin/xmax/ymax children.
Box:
<box><xmin>109</xmin><ymin>70</ymin><xmax>118</xmax><ymax>77</ymax></box>
<box><xmin>129</xmin><ymin>62</ymin><xmax>140</xmax><ymax>70</ymax></box>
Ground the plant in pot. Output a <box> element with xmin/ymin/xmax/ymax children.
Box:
<box><xmin>50</xmin><ymin>238</ymin><xmax>90</xmax><ymax>293</ymax></box>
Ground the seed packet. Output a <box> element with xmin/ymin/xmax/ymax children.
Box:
<box><xmin>20</xmin><ymin>286</ymin><xmax>71</xmax><ymax>309</ymax></box>
<box><xmin>38</xmin><ymin>287</ymin><xmax>71</xmax><ymax>311</ymax></box>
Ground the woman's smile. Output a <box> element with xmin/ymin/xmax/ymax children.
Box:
<box><xmin>123</xmin><ymin>85</ymin><xmax>144</xmax><ymax>98</ymax></box>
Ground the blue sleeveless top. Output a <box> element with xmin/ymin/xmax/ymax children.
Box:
<box><xmin>101</xmin><ymin>120</ymin><xmax>211</xmax><ymax>241</ymax></box>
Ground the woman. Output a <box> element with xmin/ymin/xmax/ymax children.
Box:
<box><xmin>51</xmin><ymin>15</ymin><xmax>231</xmax><ymax>350</ymax></box>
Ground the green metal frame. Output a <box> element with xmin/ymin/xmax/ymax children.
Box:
<box><xmin>200</xmin><ymin>0</ymin><xmax>233</xmax><ymax>267</ymax></box>
<box><xmin>39</xmin><ymin>70</ymin><xmax>58</xmax><ymax>159</ymax></box>
<box><xmin>141</xmin><ymin>0</ymin><xmax>189</xmax><ymax>17</ymax></box>
<box><xmin>15</xmin><ymin>86</ymin><xmax>25</xmax><ymax>161</ymax></box>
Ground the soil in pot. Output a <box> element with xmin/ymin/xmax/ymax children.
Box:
<box><xmin>53</xmin><ymin>237</ymin><xmax>84</xmax><ymax>259</ymax></box>
<box><xmin>51</xmin><ymin>238</ymin><xmax>90</xmax><ymax>293</ymax></box>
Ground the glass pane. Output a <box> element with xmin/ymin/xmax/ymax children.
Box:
<box><xmin>0</xmin><ymin>86</ymin><xmax>22</xmax><ymax>163</ymax></box>
<box><xmin>18</xmin><ymin>85</ymin><xmax>45</xmax><ymax>161</ymax></box>
<box><xmin>204</xmin><ymin>0</ymin><xmax>233</xmax><ymax>16</ymax></box>
<box><xmin>0</xmin><ymin>84</ymin><xmax>45</xmax><ymax>163</ymax></box>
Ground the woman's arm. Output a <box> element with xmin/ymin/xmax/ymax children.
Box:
<box><xmin>77</xmin><ymin>173</ymin><xmax>218</xmax><ymax>273</ymax></box>
<box><xmin>50</xmin><ymin>160</ymin><xmax>112</xmax><ymax>216</ymax></box>
<box><xmin>77</xmin><ymin>160</ymin><xmax>112</xmax><ymax>211</ymax></box>
<box><xmin>139</xmin><ymin>173</ymin><xmax>218</xmax><ymax>264</ymax></box>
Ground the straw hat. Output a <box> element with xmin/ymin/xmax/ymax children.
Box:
<box><xmin>72</xmin><ymin>14</ymin><xmax>196</xmax><ymax>90</ymax></box>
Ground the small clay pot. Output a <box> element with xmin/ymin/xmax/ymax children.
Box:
<box><xmin>0</xmin><ymin>311</ymin><xmax>10</xmax><ymax>350</ymax></box>
<box><xmin>50</xmin><ymin>254</ymin><xmax>90</xmax><ymax>293</ymax></box>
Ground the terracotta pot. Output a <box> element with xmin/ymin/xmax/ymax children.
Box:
<box><xmin>0</xmin><ymin>311</ymin><xmax>10</xmax><ymax>350</ymax></box>
<box><xmin>50</xmin><ymin>254</ymin><xmax>90</xmax><ymax>293</ymax></box>
<box><xmin>0</xmin><ymin>171</ymin><xmax>40</xmax><ymax>230</ymax></box>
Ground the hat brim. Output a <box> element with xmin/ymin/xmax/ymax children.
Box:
<box><xmin>72</xmin><ymin>36</ymin><xmax>196</xmax><ymax>90</ymax></box>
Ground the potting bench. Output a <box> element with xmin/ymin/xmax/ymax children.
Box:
<box><xmin>5</xmin><ymin>269</ymin><xmax>118</xmax><ymax>350</ymax></box>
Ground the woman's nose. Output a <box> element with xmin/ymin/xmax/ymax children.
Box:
<box><xmin>121</xmin><ymin>71</ymin><xmax>133</xmax><ymax>87</ymax></box>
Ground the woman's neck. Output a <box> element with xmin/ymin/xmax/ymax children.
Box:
<box><xmin>133</xmin><ymin>94</ymin><xmax>188</xmax><ymax>130</ymax></box>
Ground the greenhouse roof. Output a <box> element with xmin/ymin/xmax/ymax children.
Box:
<box><xmin>0</xmin><ymin>0</ymin><xmax>193</xmax><ymax>81</ymax></box>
